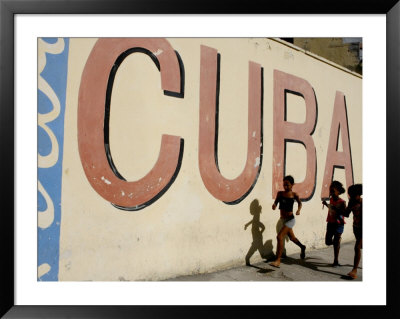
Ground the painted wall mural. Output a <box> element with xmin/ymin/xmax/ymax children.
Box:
<box><xmin>38</xmin><ymin>38</ymin><xmax>69</xmax><ymax>281</ymax></box>
<box><xmin>37</xmin><ymin>38</ymin><xmax>362</xmax><ymax>281</ymax></box>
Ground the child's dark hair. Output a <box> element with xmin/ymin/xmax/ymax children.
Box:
<box><xmin>283</xmin><ymin>175</ymin><xmax>294</xmax><ymax>184</ymax></box>
<box><xmin>330</xmin><ymin>180</ymin><xmax>345</xmax><ymax>194</ymax></box>
<box><xmin>348</xmin><ymin>184</ymin><xmax>362</xmax><ymax>198</ymax></box>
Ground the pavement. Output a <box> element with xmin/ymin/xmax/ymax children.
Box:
<box><xmin>167</xmin><ymin>240</ymin><xmax>362</xmax><ymax>281</ymax></box>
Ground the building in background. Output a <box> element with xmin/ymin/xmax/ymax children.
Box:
<box><xmin>280</xmin><ymin>38</ymin><xmax>362</xmax><ymax>74</ymax></box>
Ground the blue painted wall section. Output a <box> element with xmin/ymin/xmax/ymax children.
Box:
<box><xmin>38</xmin><ymin>38</ymin><xmax>69</xmax><ymax>281</ymax></box>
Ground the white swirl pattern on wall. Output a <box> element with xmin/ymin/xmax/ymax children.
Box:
<box><xmin>37</xmin><ymin>38</ymin><xmax>65</xmax><ymax>279</ymax></box>
<box><xmin>38</xmin><ymin>38</ymin><xmax>64</xmax><ymax>168</ymax></box>
<box><xmin>38</xmin><ymin>181</ymin><xmax>55</xmax><ymax>229</ymax></box>
<box><xmin>38</xmin><ymin>263</ymin><xmax>51</xmax><ymax>279</ymax></box>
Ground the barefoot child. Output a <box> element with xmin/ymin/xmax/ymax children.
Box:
<box><xmin>344</xmin><ymin>184</ymin><xmax>362</xmax><ymax>279</ymax></box>
<box><xmin>270</xmin><ymin>175</ymin><xmax>306</xmax><ymax>268</ymax></box>
<box><xmin>322</xmin><ymin>181</ymin><xmax>346</xmax><ymax>267</ymax></box>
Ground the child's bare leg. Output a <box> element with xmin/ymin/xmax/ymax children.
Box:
<box><xmin>288</xmin><ymin>229</ymin><xmax>306</xmax><ymax>259</ymax></box>
<box><xmin>348</xmin><ymin>238</ymin><xmax>362</xmax><ymax>278</ymax></box>
<box><xmin>333</xmin><ymin>235</ymin><xmax>341</xmax><ymax>266</ymax></box>
<box><xmin>270</xmin><ymin>226</ymin><xmax>290</xmax><ymax>267</ymax></box>
<box><xmin>354</xmin><ymin>238</ymin><xmax>362</xmax><ymax>268</ymax></box>
<box><xmin>325</xmin><ymin>227</ymin><xmax>333</xmax><ymax>246</ymax></box>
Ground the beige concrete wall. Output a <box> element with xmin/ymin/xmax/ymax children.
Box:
<box><xmin>58</xmin><ymin>38</ymin><xmax>362</xmax><ymax>281</ymax></box>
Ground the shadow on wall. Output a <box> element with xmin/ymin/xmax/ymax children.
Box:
<box><xmin>244</xmin><ymin>199</ymin><xmax>275</xmax><ymax>265</ymax></box>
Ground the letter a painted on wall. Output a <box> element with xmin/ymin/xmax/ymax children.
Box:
<box><xmin>272</xmin><ymin>70</ymin><xmax>317</xmax><ymax>200</ymax></box>
<box><xmin>78</xmin><ymin>38</ymin><xmax>183</xmax><ymax>210</ymax></box>
<box><xmin>321</xmin><ymin>91</ymin><xmax>354</xmax><ymax>199</ymax></box>
<box><xmin>198</xmin><ymin>45</ymin><xmax>263</xmax><ymax>204</ymax></box>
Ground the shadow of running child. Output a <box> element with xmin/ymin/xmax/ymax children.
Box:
<box><xmin>244</xmin><ymin>199</ymin><xmax>268</xmax><ymax>266</ymax></box>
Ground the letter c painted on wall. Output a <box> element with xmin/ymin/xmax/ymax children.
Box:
<box><xmin>78</xmin><ymin>38</ymin><xmax>183</xmax><ymax>210</ymax></box>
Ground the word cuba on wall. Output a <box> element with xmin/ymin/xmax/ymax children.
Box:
<box><xmin>77</xmin><ymin>38</ymin><xmax>354</xmax><ymax>211</ymax></box>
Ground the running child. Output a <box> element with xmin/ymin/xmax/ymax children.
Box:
<box><xmin>322</xmin><ymin>180</ymin><xmax>346</xmax><ymax>267</ymax></box>
<box><xmin>270</xmin><ymin>175</ymin><xmax>306</xmax><ymax>268</ymax></box>
<box><xmin>344</xmin><ymin>184</ymin><xmax>362</xmax><ymax>279</ymax></box>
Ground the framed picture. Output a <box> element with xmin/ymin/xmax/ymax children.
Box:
<box><xmin>1</xmin><ymin>0</ymin><xmax>399</xmax><ymax>317</ymax></box>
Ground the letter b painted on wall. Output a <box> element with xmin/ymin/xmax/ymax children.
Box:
<box><xmin>272</xmin><ymin>70</ymin><xmax>317</xmax><ymax>200</ymax></box>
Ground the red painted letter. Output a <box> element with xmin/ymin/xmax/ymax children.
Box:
<box><xmin>199</xmin><ymin>45</ymin><xmax>263</xmax><ymax>204</ymax></box>
<box><xmin>78</xmin><ymin>38</ymin><xmax>182</xmax><ymax>210</ymax></box>
<box><xmin>321</xmin><ymin>91</ymin><xmax>354</xmax><ymax>199</ymax></box>
<box><xmin>273</xmin><ymin>70</ymin><xmax>317</xmax><ymax>200</ymax></box>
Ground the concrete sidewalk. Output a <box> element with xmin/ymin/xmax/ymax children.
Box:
<box><xmin>167</xmin><ymin>241</ymin><xmax>361</xmax><ymax>281</ymax></box>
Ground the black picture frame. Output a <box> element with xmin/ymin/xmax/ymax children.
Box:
<box><xmin>1</xmin><ymin>0</ymin><xmax>399</xmax><ymax>318</ymax></box>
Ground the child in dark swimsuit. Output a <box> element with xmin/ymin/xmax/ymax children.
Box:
<box><xmin>344</xmin><ymin>184</ymin><xmax>362</xmax><ymax>279</ymax></box>
<box><xmin>270</xmin><ymin>175</ymin><xmax>306</xmax><ymax>268</ymax></box>
<box><xmin>322</xmin><ymin>180</ymin><xmax>347</xmax><ymax>267</ymax></box>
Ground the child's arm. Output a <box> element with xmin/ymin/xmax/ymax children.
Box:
<box><xmin>244</xmin><ymin>220</ymin><xmax>252</xmax><ymax>230</ymax></box>
<box><xmin>343</xmin><ymin>203</ymin><xmax>352</xmax><ymax>217</ymax></box>
<box><xmin>272</xmin><ymin>192</ymin><xmax>281</xmax><ymax>210</ymax></box>
<box><xmin>323</xmin><ymin>202</ymin><xmax>345</xmax><ymax>212</ymax></box>
<box><xmin>294</xmin><ymin>192</ymin><xmax>302</xmax><ymax>215</ymax></box>
<box><xmin>337</xmin><ymin>201</ymin><xmax>347</xmax><ymax>216</ymax></box>
<box><xmin>343</xmin><ymin>198</ymin><xmax>357</xmax><ymax>217</ymax></box>
<box><xmin>330</xmin><ymin>201</ymin><xmax>346</xmax><ymax>220</ymax></box>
